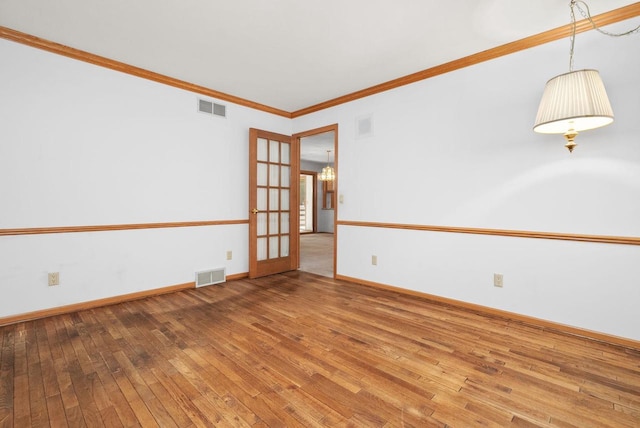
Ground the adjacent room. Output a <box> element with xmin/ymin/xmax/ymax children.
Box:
<box><xmin>1</xmin><ymin>1</ymin><xmax>639</xmax><ymax>426</ymax></box>
<box><xmin>299</xmin><ymin>131</ymin><xmax>335</xmax><ymax>278</ymax></box>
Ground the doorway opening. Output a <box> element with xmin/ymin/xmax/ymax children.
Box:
<box><xmin>295</xmin><ymin>125</ymin><xmax>338</xmax><ymax>278</ymax></box>
<box><xmin>299</xmin><ymin>172</ymin><xmax>316</xmax><ymax>234</ymax></box>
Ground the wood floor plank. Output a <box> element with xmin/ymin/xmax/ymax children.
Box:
<box><xmin>68</xmin><ymin>363</ymin><xmax>105</xmax><ymax>427</ymax></box>
<box><xmin>50</xmin><ymin>355</ymin><xmax>81</xmax><ymax>427</ymax></box>
<box><xmin>0</xmin><ymin>271</ymin><xmax>638</xmax><ymax>427</ymax></box>
<box><xmin>0</xmin><ymin>327</ymin><xmax>15</xmax><ymax>428</ymax></box>
<box><xmin>103</xmin><ymin>358</ymin><xmax>156</xmax><ymax>426</ymax></box>
<box><xmin>26</xmin><ymin>360</ymin><xmax>49</xmax><ymax>427</ymax></box>
<box><xmin>43</xmin><ymin>393</ymin><xmax>68</xmax><ymax>428</ymax></box>
<box><xmin>98</xmin><ymin>405</ymin><xmax>124</xmax><ymax>428</ymax></box>
<box><xmin>82</xmin><ymin>333</ymin><xmax>140</xmax><ymax>425</ymax></box>
<box><xmin>150</xmin><ymin>366</ymin><xmax>216</xmax><ymax>428</ymax></box>
<box><xmin>278</xmin><ymin>384</ymin><xmax>347</xmax><ymax>426</ymax></box>
<box><xmin>181</xmin><ymin>349</ymin><xmax>260</xmax><ymax>426</ymax></box>
<box><xmin>112</xmin><ymin>348</ymin><xmax>174</xmax><ymax>427</ymax></box>
<box><xmin>13</xmin><ymin>374</ymin><xmax>31</xmax><ymax>428</ymax></box>
<box><xmin>35</xmin><ymin>322</ymin><xmax>67</xmax><ymax>426</ymax></box>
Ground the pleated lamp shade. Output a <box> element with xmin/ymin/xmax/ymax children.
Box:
<box><xmin>534</xmin><ymin>69</ymin><xmax>614</xmax><ymax>134</ymax></box>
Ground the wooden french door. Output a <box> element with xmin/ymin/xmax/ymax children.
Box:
<box><xmin>249</xmin><ymin>128</ymin><xmax>299</xmax><ymax>278</ymax></box>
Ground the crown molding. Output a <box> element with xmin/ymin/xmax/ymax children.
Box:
<box><xmin>2</xmin><ymin>3</ymin><xmax>639</xmax><ymax>118</ymax></box>
<box><xmin>291</xmin><ymin>3</ymin><xmax>640</xmax><ymax>117</ymax></box>
<box><xmin>0</xmin><ymin>26</ymin><xmax>292</xmax><ymax>118</ymax></box>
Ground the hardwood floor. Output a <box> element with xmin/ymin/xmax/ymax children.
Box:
<box><xmin>1</xmin><ymin>271</ymin><xmax>639</xmax><ymax>427</ymax></box>
<box><xmin>299</xmin><ymin>233</ymin><xmax>333</xmax><ymax>278</ymax></box>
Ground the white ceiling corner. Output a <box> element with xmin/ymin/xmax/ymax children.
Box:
<box><xmin>0</xmin><ymin>0</ymin><xmax>636</xmax><ymax>113</ymax></box>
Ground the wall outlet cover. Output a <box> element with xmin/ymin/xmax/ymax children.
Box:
<box><xmin>48</xmin><ymin>272</ymin><xmax>60</xmax><ymax>286</ymax></box>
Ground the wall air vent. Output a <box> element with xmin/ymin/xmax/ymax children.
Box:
<box><xmin>198</xmin><ymin>98</ymin><xmax>227</xmax><ymax>118</ymax></box>
<box><xmin>195</xmin><ymin>268</ymin><xmax>226</xmax><ymax>287</ymax></box>
<box><xmin>356</xmin><ymin>114</ymin><xmax>373</xmax><ymax>138</ymax></box>
<box><xmin>198</xmin><ymin>99</ymin><xmax>213</xmax><ymax>114</ymax></box>
<box><xmin>213</xmin><ymin>103</ymin><xmax>226</xmax><ymax>117</ymax></box>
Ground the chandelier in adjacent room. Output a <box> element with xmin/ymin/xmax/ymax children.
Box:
<box><xmin>318</xmin><ymin>150</ymin><xmax>335</xmax><ymax>181</ymax></box>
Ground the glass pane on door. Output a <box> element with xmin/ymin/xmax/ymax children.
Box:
<box><xmin>269</xmin><ymin>188</ymin><xmax>279</xmax><ymax>211</ymax></box>
<box><xmin>257</xmin><ymin>188</ymin><xmax>267</xmax><ymax>211</ymax></box>
<box><xmin>270</xmin><ymin>164</ymin><xmax>280</xmax><ymax>186</ymax></box>
<box><xmin>257</xmin><ymin>213</ymin><xmax>267</xmax><ymax>236</ymax></box>
<box><xmin>257</xmin><ymin>138</ymin><xmax>268</xmax><ymax>161</ymax></box>
<box><xmin>257</xmin><ymin>164</ymin><xmax>268</xmax><ymax>186</ymax></box>
<box><xmin>281</xmin><ymin>212</ymin><xmax>290</xmax><ymax>234</ymax></box>
<box><xmin>269</xmin><ymin>140</ymin><xmax>280</xmax><ymax>163</ymax></box>
<box><xmin>281</xmin><ymin>189</ymin><xmax>289</xmax><ymax>211</ymax></box>
<box><xmin>257</xmin><ymin>237</ymin><xmax>267</xmax><ymax>261</ymax></box>
<box><xmin>281</xmin><ymin>235</ymin><xmax>289</xmax><ymax>257</ymax></box>
<box><xmin>269</xmin><ymin>213</ymin><xmax>279</xmax><ymax>234</ymax></box>
<box><xmin>281</xmin><ymin>166</ymin><xmax>290</xmax><ymax>188</ymax></box>
<box><xmin>255</xmin><ymin>138</ymin><xmax>292</xmax><ymax>261</ymax></box>
<box><xmin>269</xmin><ymin>236</ymin><xmax>279</xmax><ymax>259</ymax></box>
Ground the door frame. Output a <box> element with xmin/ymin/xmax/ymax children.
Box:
<box><xmin>293</xmin><ymin>124</ymin><xmax>338</xmax><ymax>279</ymax></box>
<box><xmin>299</xmin><ymin>170</ymin><xmax>318</xmax><ymax>234</ymax></box>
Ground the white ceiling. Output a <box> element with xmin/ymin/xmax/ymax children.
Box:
<box><xmin>1</xmin><ymin>0</ymin><xmax>636</xmax><ymax>114</ymax></box>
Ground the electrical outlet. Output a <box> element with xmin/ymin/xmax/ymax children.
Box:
<box><xmin>494</xmin><ymin>273</ymin><xmax>503</xmax><ymax>288</ymax></box>
<box><xmin>372</xmin><ymin>255</ymin><xmax>377</xmax><ymax>266</ymax></box>
<box><xmin>48</xmin><ymin>272</ymin><xmax>60</xmax><ymax>286</ymax></box>
<box><xmin>226</xmin><ymin>250</ymin><xmax>233</xmax><ymax>260</ymax></box>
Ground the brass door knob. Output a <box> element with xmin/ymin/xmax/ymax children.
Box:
<box><xmin>251</xmin><ymin>208</ymin><xmax>259</xmax><ymax>214</ymax></box>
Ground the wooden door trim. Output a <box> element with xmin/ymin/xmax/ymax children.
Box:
<box><xmin>300</xmin><ymin>170</ymin><xmax>319</xmax><ymax>233</ymax></box>
<box><xmin>0</xmin><ymin>219</ymin><xmax>248</xmax><ymax>236</ymax></box>
<box><xmin>294</xmin><ymin>124</ymin><xmax>339</xmax><ymax>278</ymax></box>
<box><xmin>337</xmin><ymin>220</ymin><xmax>640</xmax><ymax>246</ymax></box>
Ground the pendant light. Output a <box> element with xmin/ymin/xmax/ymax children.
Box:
<box><xmin>533</xmin><ymin>1</ymin><xmax>639</xmax><ymax>152</ymax></box>
<box><xmin>318</xmin><ymin>150</ymin><xmax>335</xmax><ymax>181</ymax></box>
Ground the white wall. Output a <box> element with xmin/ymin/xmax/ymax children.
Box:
<box><xmin>0</xmin><ymin>38</ymin><xmax>290</xmax><ymax>317</ymax></box>
<box><xmin>2</xmin><ymin>18</ymin><xmax>640</xmax><ymax>342</ymax></box>
<box><xmin>293</xmin><ymin>19</ymin><xmax>640</xmax><ymax>341</ymax></box>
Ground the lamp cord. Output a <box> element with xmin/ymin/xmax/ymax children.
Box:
<box><xmin>574</xmin><ymin>1</ymin><xmax>640</xmax><ymax>37</ymax></box>
<box><xmin>568</xmin><ymin>0</ymin><xmax>640</xmax><ymax>72</ymax></box>
<box><xmin>569</xmin><ymin>1</ymin><xmax>577</xmax><ymax>71</ymax></box>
